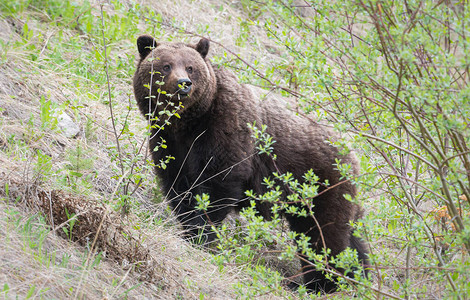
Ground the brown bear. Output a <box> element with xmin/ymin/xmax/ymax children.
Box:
<box><xmin>133</xmin><ymin>35</ymin><xmax>368</xmax><ymax>293</ymax></box>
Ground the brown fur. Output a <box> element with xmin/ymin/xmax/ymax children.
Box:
<box><xmin>133</xmin><ymin>35</ymin><xmax>368</xmax><ymax>293</ymax></box>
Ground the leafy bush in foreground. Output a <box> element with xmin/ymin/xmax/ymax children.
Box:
<box><xmin>213</xmin><ymin>0</ymin><xmax>469</xmax><ymax>298</ymax></box>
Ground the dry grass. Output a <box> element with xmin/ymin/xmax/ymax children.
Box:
<box><xmin>0</xmin><ymin>179</ymin><xmax>250</xmax><ymax>299</ymax></box>
<box><xmin>142</xmin><ymin>0</ymin><xmax>285</xmax><ymax>84</ymax></box>
<box><xmin>145</xmin><ymin>0</ymin><xmax>270</xmax><ymax>53</ymax></box>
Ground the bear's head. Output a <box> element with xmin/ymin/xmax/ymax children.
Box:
<box><xmin>133</xmin><ymin>35</ymin><xmax>216</xmax><ymax>122</ymax></box>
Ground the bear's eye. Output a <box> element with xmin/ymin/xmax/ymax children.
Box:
<box><xmin>186</xmin><ymin>66</ymin><xmax>193</xmax><ymax>74</ymax></box>
<box><xmin>163</xmin><ymin>64</ymin><xmax>171</xmax><ymax>72</ymax></box>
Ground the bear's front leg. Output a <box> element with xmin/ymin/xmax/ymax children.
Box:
<box><xmin>167</xmin><ymin>191</ymin><xmax>216</xmax><ymax>245</ymax></box>
<box><xmin>169</xmin><ymin>176</ymin><xmax>246</xmax><ymax>245</ymax></box>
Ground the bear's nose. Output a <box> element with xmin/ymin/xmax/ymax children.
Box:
<box><xmin>177</xmin><ymin>78</ymin><xmax>192</xmax><ymax>95</ymax></box>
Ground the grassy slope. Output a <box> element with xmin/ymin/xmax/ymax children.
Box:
<box><xmin>0</xmin><ymin>0</ymin><xmax>295</xmax><ymax>299</ymax></box>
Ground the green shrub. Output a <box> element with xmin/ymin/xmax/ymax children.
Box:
<box><xmin>217</xmin><ymin>0</ymin><xmax>470</xmax><ymax>298</ymax></box>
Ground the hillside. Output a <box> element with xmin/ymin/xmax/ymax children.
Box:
<box><xmin>1</xmin><ymin>0</ymin><xmax>469</xmax><ymax>299</ymax></box>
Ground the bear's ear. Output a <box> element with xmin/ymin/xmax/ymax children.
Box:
<box><xmin>195</xmin><ymin>38</ymin><xmax>210</xmax><ymax>59</ymax></box>
<box><xmin>137</xmin><ymin>35</ymin><xmax>158</xmax><ymax>59</ymax></box>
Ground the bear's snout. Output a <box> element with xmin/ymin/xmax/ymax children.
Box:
<box><xmin>177</xmin><ymin>78</ymin><xmax>192</xmax><ymax>95</ymax></box>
